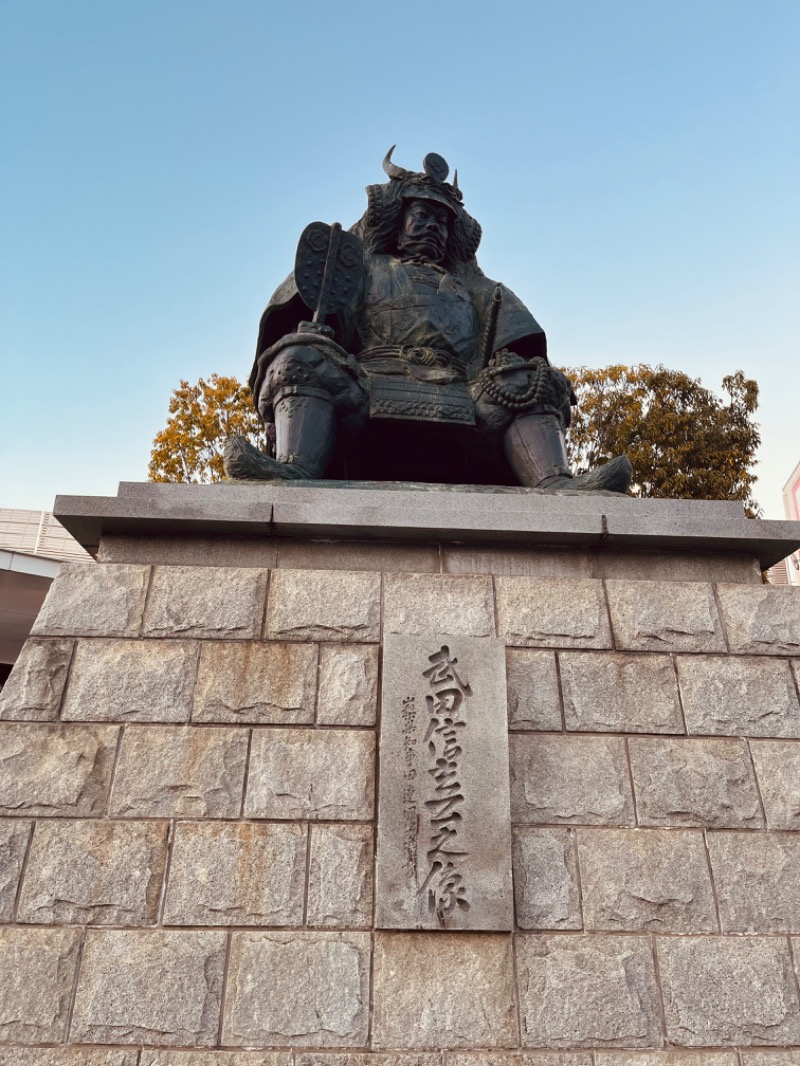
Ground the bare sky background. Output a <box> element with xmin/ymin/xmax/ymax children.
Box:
<box><xmin>1</xmin><ymin>0</ymin><xmax>797</xmax><ymax>516</ymax></box>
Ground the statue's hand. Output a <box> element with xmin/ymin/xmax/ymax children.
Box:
<box><xmin>296</xmin><ymin>320</ymin><xmax>335</xmax><ymax>339</ymax></box>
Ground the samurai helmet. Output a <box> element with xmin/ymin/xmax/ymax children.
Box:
<box><xmin>381</xmin><ymin>146</ymin><xmax>464</xmax><ymax>214</ymax></box>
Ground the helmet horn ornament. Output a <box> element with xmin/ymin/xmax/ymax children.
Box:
<box><xmin>382</xmin><ymin>145</ymin><xmax>411</xmax><ymax>181</ymax></box>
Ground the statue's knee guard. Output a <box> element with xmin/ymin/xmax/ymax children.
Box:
<box><xmin>474</xmin><ymin>355</ymin><xmax>576</xmax><ymax>436</ymax></box>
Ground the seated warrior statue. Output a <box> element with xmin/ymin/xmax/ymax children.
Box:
<box><xmin>225</xmin><ymin>148</ymin><xmax>632</xmax><ymax>492</ymax></box>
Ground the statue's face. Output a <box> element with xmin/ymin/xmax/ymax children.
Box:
<box><xmin>398</xmin><ymin>198</ymin><xmax>450</xmax><ymax>263</ymax></box>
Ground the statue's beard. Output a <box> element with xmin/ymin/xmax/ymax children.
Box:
<box><xmin>397</xmin><ymin>231</ymin><xmax>447</xmax><ymax>263</ymax></box>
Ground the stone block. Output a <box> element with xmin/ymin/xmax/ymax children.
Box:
<box><xmin>606</xmin><ymin>580</ymin><xmax>725</xmax><ymax>652</ymax></box>
<box><xmin>0</xmin><ymin>927</ymin><xmax>81</xmax><ymax>1042</ymax></box>
<box><xmin>495</xmin><ymin>578</ymin><xmax>612</xmax><ymax>649</ymax></box>
<box><xmin>143</xmin><ymin>565</ymin><xmax>267</xmax><ymax>639</ymax></box>
<box><xmin>0</xmin><ymin>820</ymin><xmax>31</xmax><ymax>921</ymax></box>
<box><xmin>449</xmin><ymin>1056</ymin><xmax>593</xmax><ymax>1066</ymax></box>
<box><xmin>0</xmin><ymin>723</ymin><xmax>118</xmax><ymax>817</ymax></box>
<box><xmin>717</xmin><ymin>583</ymin><xmax>800</xmax><ymax>654</ymax></box>
<box><xmin>510</xmin><ymin>734</ymin><xmax>634</xmax><ymax>826</ymax></box>
<box><xmin>596</xmin><ymin>1056</ymin><xmax>737</xmax><ymax>1065</ymax></box>
<box><xmin>597</xmin><ymin>550</ymin><xmax>761</xmax><ymax>584</ymax></box>
<box><xmin>442</xmin><ymin>544</ymin><xmax>596</xmax><ymax>578</ymax></box>
<box><xmin>140</xmin><ymin>1055</ymin><xmax>290</xmax><ymax>1066</ymax></box>
<box><xmin>222</xmin><ymin>931</ymin><xmax>371</xmax><ymax>1047</ymax></box>
<box><xmin>296</xmin><ymin>1055</ymin><xmax>440</xmax><ymax>1066</ymax></box>
<box><xmin>560</xmin><ymin>652</ymin><xmax>683</xmax><ymax>733</ymax></box>
<box><xmin>383</xmin><ymin>573</ymin><xmax>495</xmax><ymax>636</ymax></box>
<box><xmin>0</xmin><ymin>1051</ymin><xmax>140</xmax><ymax>1066</ymax></box>
<box><xmin>99</xmin><ymin>533</ymin><xmax>279</xmax><ymax>570</ymax></box>
<box><xmin>31</xmin><ymin>562</ymin><xmax>148</xmax><ymax>638</ymax></box>
<box><xmin>17</xmin><ymin>819</ymin><xmax>168</xmax><ymax>925</ymax></box>
<box><xmin>307</xmin><ymin>824</ymin><xmax>374</xmax><ymax>928</ymax></box>
<box><xmin>62</xmin><ymin>639</ymin><xmax>197</xmax><ymax>723</ymax></box>
<box><xmin>506</xmin><ymin>650</ymin><xmax>562</xmax><ymax>731</ymax></box>
<box><xmin>578</xmin><ymin>828</ymin><xmax>717</xmax><ymax>932</ymax></box>
<box><xmin>657</xmin><ymin>935</ymin><xmax>800</xmax><ymax>1046</ymax></box>
<box><xmin>708</xmin><ymin>831</ymin><xmax>800</xmax><ymax>932</ymax></box>
<box><xmin>245</xmin><ymin>728</ymin><xmax>374</xmax><ymax>821</ymax></box>
<box><xmin>266</xmin><ymin>568</ymin><xmax>380</xmax><ymax>642</ymax></box>
<box><xmin>376</xmin><ymin>635</ymin><xmax>512</xmax><ymax>930</ymax></box>
<box><xmin>742</xmin><ymin>1055</ymin><xmax>800</xmax><ymax>1066</ymax></box>
<box><xmin>677</xmin><ymin>655</ymin><xmax>800</xmax><ymax>737</ymax></box>
<box><xmin>628</xmin><ymin>736</ymin><xmax>763</xmax><ymax>827</ymax></box>
<box><xmin>109</xmin><ymin>726</ymin><xmax>247</xmax><ymax>818</ymax></box>
<box><xmin>750</xmin><ymin>740</ymin><xmax>800</xmax><ymax>829</ymax></box>
<box><xmin>0</xmin><ymin>639</ymin><xmax>73</xmax><ymax>721</ymax></box>
<box><xmin>516</xmin><ymin>933</ymin><xmax>661</xmax><ymax>1048</ymax></box>
<box><xmin>317</xmin><ymin>644</ymin><xmax>379</xmax><ymax>726</ymax></box>
<box><xmin>512</xmin><ymin>828</ymin><xmax>580</xmax><ymax>930</ymax></box>
<box><xmin>277</xmin><ymin>538</ymin><xmax>441</xmax><ymax>573</ymax></box>
<box><xmin>194</xmin><ymin>641</ymin><xmax>317</xmax><ymax>724</ymax></box>
<box><xmin>71</xmin><ymin>929</ymin><xmax>226</xmax><ymax>1045</ymax></box>
<box><xmin>163</xmin><ymin>821</ymin><xmax>306</xmax><ymax>926</ymax></box>
<box><xmin>372</xmin><ymin>932</ymin><xmax>517</xmax><ymax>1048</ymax></box>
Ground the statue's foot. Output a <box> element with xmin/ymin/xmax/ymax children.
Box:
<box><xmin>223</xmin><ymin>435</ymin><xmax>309</xmax><ymax>481</ymax></box>
<box><xmin>542</xmin><ymin>455</ymin><xmax>633</xmax><ymax>495</ymax></box>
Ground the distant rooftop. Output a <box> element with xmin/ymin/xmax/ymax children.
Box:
<box><xmin>0</xmin><ymin>508</ymin><xmax>92</xmax><ymax>563</ymax></box>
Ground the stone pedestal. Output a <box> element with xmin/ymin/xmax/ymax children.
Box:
<box><xmin>2</xmin><ymin>482</ymin><xmax>800</xmax><ymax>1062</ymax></box>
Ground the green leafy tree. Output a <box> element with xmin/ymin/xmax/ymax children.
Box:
<box><xmin>148</xmin><ymin>374</ymin><xmax>267</xmax><ymax>483</ymax></box>
<box><xmin>564</xmin><ymin>364</ymin><xmax>761</xmax><ymax>516</ymax></box>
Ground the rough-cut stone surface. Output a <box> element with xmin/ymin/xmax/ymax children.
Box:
<box><xmin>140</xmin><ymin>1055</ymin><xmax>290</xmax><ymax>1066</ymax></box>
<box><xmin>495</xmin><ymin>578</ymin><xmax>612</xmax><ymax>649</ymax></box>
<box><xmin>708</xmin><ymin>831</ymin><xmax>800</xmax><ymax>932</ymax></box>
<box><xmin>307</xmin><ymin>824</ymin><xmax>374</xmax><ymax>928</ymax></box>
<box><xmin>163</xmin><ymin>821</ymin><xmax>306</xmax><ymax>926</ymax></box>
<box><xmin>717</xmin><ymin>583</ymin><xmax>800</xmax><ymax>655</ymax></box>
<box><xmin>297</xmin><ymin>1056</ymin><xmax>440</xmax><ymax>1066</ymax></box>
<box><xmin>223</xmin><ymin>931</ymin><xmax>371</xmax><ymax>1047</ymax></box>
<box><xmin>510</xmin><ymin>734</ymin><xmax>634</xmax><ymax>826</ymax></box>
<box><xmin>32</xmin><ymin>562</ymin><xmax>148</xmax><ymax>638</ymax></box>
<box><xmin>516</xmin><ymin>934</ymin><xmax>661</xmax><ymax>1048</ymax></box>
<box><xmin>70</xmin><ymin>929</ymin><xmax>226</xmax><ymax>1045</ymax></box>
<box><xmin>0</xmin><ymin>820</ymin><xmax>30</xmax><ymax>921</ymax></box>
<box><xmin>143</xmin><ymin>565</ymin><xmax>267</xmax><ymax>639</ymax></box>
<box><xmin>742</xmin><ymin>1055</ymin><xmax>800</xmax><ymax>1066</ymax></box>
<box><xmin>62</xmin><ymin>639</ymin><xmax>197</xmax><ymax>723</ymax></box>
<box><xmin>316</xmin><ymin>644</ymin><xmax>379</xmax><ymax>726</ymax></box>
<box><xmin>560</xmin><ymin>652</ymin><xmax>683</xmax><ymax>733</ymax></box>
<box><xmin>0</xmin><ymin>639</ymin><xmax>73</xmax><ymax>720</ymax></box>
<box><xmin>372</xmin><ymin>933</ymin><xmax>517</xmax><ymax>1049</ymax></box>
<box><xmin>750</xmin><ymin>740</ymin><xmax>800</xmax><ymax>829</ymax></box>
<box><xmin>245</xmin><ymin>728</ymin><xmax>374</xmax><ymax>820</ymax></box>
<box><xmin>596</xmin><ymin>1056</ymin><xmax>737</xmax><ymax>1065</ymax></box>
<box><xmin>578</xmin><ymin>828</ymin><xmax>717</xmax><ymax>932</ymax></box>
<box><xmin>0</xmin><ymin>723</ymin><xmax>118</xmax><ymax>816</ymax></box>
<box><xmin>17</xmin><ymin>819</ymin><xmax>168</xmax><ymax>925</ymax></box>
<box><xmin>628</xmin><ymin>736</ymin><xmax>763</xmax><ymax>827</ymax></box>
<box><xmin>383</xmin><ymin>573</ymin><xmax>495</xmax><ymax>636</ymax></box>
<box><xmin>0</xmin><ymin>1051</ymin><xmax>140</xmax><ymax>1065</ymax></box>
<box><xmin>266</xmin><ymin>569</ymin><xmax>380</xmax><ymax>642</ymax></box>
<box><xmin>606</xmin><ymin>580</ymin><xmax>725</xmax><ymax>652</ymax></box>
<box><xmin>377</xmin><ymin>635</ymin><xmax>512</xmax><ymax>930</ymax></box>
<box><xmin>513</xmin><ymin>828</ymin><xmax>580</xmax><ymax>930</ymax></box>
<box><xmin>194</xmin><ymin>641</ymin><xmax>317</xmax><ymax>724</ymax></box>
<box><xmin>657</xmin><ymin>935</ymin><xmax>800</xmax><ymax>1046</ymax></box>
<box><xmin>677</xmin><ymin>655</ymin><xmax>800</xmax><ymax>737</ymax></box>
<box><xmin>0</xmin><ymin>927</ymin><xmax>81</xmax><ymax>1042</ymax></box>
<box><xmin>450</xmin><ymin>1057</ymin><xmax>593</xmax><ymax>1066</ymax></box>
<box><xmin>506</xmin><ymin>650</ymin><xmax>562</xmax><ymax>731</ymax></box>
<box><xmin>109</xmin><ymin>726</ymin><xmax>247</xmax><ymax>818</ymax></box>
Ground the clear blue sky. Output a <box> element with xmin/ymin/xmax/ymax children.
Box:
<box><xmin>1</xmin><ymin>0</ymin><xmax>797</xmax><ymax>517</ymax></box>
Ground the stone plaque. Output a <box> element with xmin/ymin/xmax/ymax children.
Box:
<box><xmin>376</xmin><ymin>634</ymin><xmax>513</xmax><ymax>930</ymax></box>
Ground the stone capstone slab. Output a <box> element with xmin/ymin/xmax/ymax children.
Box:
<box><xmin>163</xmin><ymin>821</ymin><xmax>307</xmax><ymax>926</ymax></box>
<box><xmin>245</xmin><ymin>728</ymin><xmax>374</xmax><ymax>821</ymax></box>
<box><xmin>17</xmin><ymin>819</ymin><xmax>168</xmax><ymax>925</ymax></box>
<box><xmin>70</xmin><ymin>929</ymin><xmax>227</xmax><ymax>1045</ymax></box>
<box><xmin>142</xmin><ymin>565</ymin><xmax>267</xmax><ymax>639</ymax></box>
<box><xmin>0</xmin><ymin>820</ymin><xmax>31</xmax><ymax>921</ymax></box>
<box><xmin>307</xmin><ymin>824</ymin><xmax>374</xmax><ymax>928</ymax></box>
<box><xmin>375</xmin><ymin>635</ymin><xmax>512</xmax><ymax>931</ymax></box>
<box><xmin>717</xmin><ymin>583</ymin><xmax>800</xmax><ymax>655</ymax></box>
<box><xmin>676</xmin><ymin>655</ymin><xmax>800</xmax><ymax>738</ymax></box>
<box><xmin>495</xmin><ymin>578</ymin><xmax>612</xmax><ymax>649</ymax></box>
<box><xmin>512</xmin><ymin>828</ymin><xmax>581</xmax><ymax>930</ymax></box>
<box><xmin>0</xmin><ymin>639</ymin><xmax>73</xmax><ymax>721</ymax></box>
<box><xmin>382</xmin><ymin>574</ymin><xmax>495</xmax><ymax>637</ymax></box>
<box><xmin>372</xmin><ymin>932</ymin><xmax>517</xmax><ymax>1049</ymax></box>
<box><xmin>560</xmin><ymin>652</ymin><xmax>683</xmax><ymax>734</ymax></box>
<box><xmin>266</xmin><ymin>569</ymin><xmax>381</xmax><ymax>642</ymax></box>
<box><xmin>605</xmin><ymin>580</ymin><xmax>726</xmax><ymax>652</ymax></box>
<box><xmin>62</xmin><ymin>639</ymin><xmax>197</xmax><ymax>723</ymax></box>
<box><xmin>222</xmin><ymin>931</ymin><xmax>371</xmax><ymax>1047</ymax></box>
<box><xmin>577</xmin><ymin>828</ymin><xmax>717</xmax><ymax>932</ymax></box>
<box><xmin>316</xmin><ymin>644</ymin><xmax>379</xmax><ymax>726</ymax></box>
<box><xmin>750</xmin><ymin>740</ymin><xmax>800</xmax><ymax>829</ymax></box>
<box><xmin>0</xmin><ymin>723</ymin><xmax>118</xmax><ymax>817</ymax></box>
<box><xmin>109</xmin><ymin>726</ymin><xmax>248</xmax><ymax>818</ymax></box>
<box><xmin>708</xmin><ymin>831</ymin><xmax>800</xmax><ymax>932</ymax></box>
<box><xmin>657</xmin><ymin>935</ymin><xmax>800</xmax><ymax>1046</ymax></box>
<box><xmin>0</xmin><ymin>926</ymin><xmax>81</xmax><ymax>1042</ymax></box>
<box><xmin>516</xmin><ymin>934</ymin><xmax>661</xmax><ymax>1048</ymax></box>
<box><xmin>194</xmin><ymin>641</ymin><xmax>318</xmax><ymax>724</ymax></box>
<box><xmin>506</xmin><ymin>650</ymin><xmax>562</xmax><ymax>731</ymax></box>
<box><xmin>510</xmin><ymin>734</ymin><xmax>634</xmax><ymax>826</ymax></box>
<box><xmin>32</xmin><ymin>562</ymin><xmax>149</xmax><ymax>638</ymax></box>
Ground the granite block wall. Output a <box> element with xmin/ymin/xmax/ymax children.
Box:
<box><xmin>1</xmin><ymin>558</ymin><xmax>800</xmax><ymax>1062</ymax></box>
